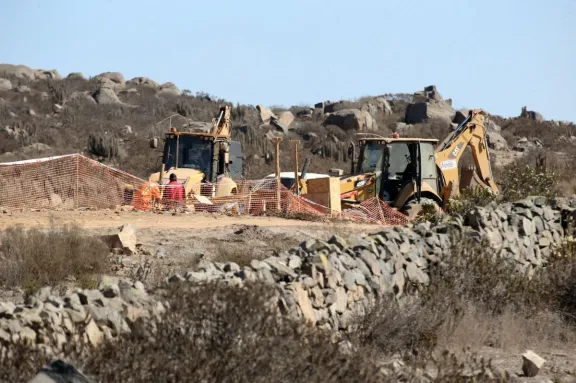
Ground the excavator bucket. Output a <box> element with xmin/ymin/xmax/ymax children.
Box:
<box><xmin>459</xmin><ymin>164</ymin><xmax>480</xmax><ymax>191</ymax></box>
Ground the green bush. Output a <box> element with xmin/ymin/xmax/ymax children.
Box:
<box><xmin>498</xmin><ymin>163</ymin><xmax>558</xmax><ymax>202</ymax></box>
<box><xmin>446</xmin><ymin>187</ymin><xmax>497</xmax><ymax>217</ymax></box>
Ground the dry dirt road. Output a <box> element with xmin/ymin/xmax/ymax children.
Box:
<box><xmin>0</xmin><ymin>209</ymin><xmax>383</xmax><ymax>282</ymax></box>
<box><xmin>0</xmin><ymin>209</ymin><xmax>379</xmax><ymax>231</ymax></box>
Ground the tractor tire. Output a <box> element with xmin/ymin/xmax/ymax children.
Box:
<box><xmin>400</xmin><ymin>197</ymin><xmax>440</xmax><ymax>220</ymax></box>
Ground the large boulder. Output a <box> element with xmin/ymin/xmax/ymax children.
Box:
<box><xmin>157</xmin><ymin>82</ymin><xmax>181</xmax><ymax>96</ymax></box>
<box><xmin>513</xmin><ymin>137</ymin><xmax>543</xmax><ymax>152</ymax></box>
<box><xmin>68</xmin><ymin>91</ymin><xmax>97</xmax><ymax>105</ymax></box>
<box><xmin>127</xmin><ymin>77</ymin><xmax>159</xmax><ymax>88</ymax></box>
<box><xmin>92</xmin><ymin>84</ymin><xmax>122</xmax><ymax>105</ymax></box>
<box><xmin>324</xmin><ymin>109</ymin><xmax>377</xmax><ymax>131</ymax></box>
<box><xmin>374</xmin><ymin>97</ymin><xmax>393</xmax><ymax>115</ymax></box>
<box><xmin>520</xmin><ymin>106</ymin><xmax>544</xmax><ymax>122</ymax></box>
<box><xmin>0</xmin><ymin>64</ymin><xmax>59</xmax><ymax>81</ymax></box>
<box><xmin>406</xmin><ymin>85</ymin><xmax>455</xmax><ymax>124</ymax></box>
<box><xmin>486</xmin><ymin>118</ymin><xmax>502</xmax><ymax>132</ymax></box>
<box><xmin>67</xmin><ymin>72</ymin><xmax>86</xmax><ymax>80</ymax></box>
<box><xmin>101</xmin><ymin>223</ymin><xmax>138</xmax><ymax>255</ymax></box>
<box><xmin>413</xmin><ymin>85</ymin><xmax>444</xmax><ymax>103</ymax></box>
<box><xmin>487</xmin><ymin>131</ymin><xmax>508</xmax><ymax>151</ymax></box>
<box><xmin>277</xmin><ymin>111</ymin><xmax>295</xmax><ymax>129</ymax></box>
<box><xmin>0</xmin><ymin>64</ymin><xmax>38</xmax><ymax>80</ymax></box>
<box><xmin>361</xmin><ymin>103</ymin><xmax>378</xmax><ymax>119</ymax></box>
<box><xmin>256</xmin><ymin>105</ymin><xmax>277</xmax><ymax>124</ymax></box>
<box><xmin>452</xmin><ymin>110</ymin><xmax>469</xmax><ymax>125</ymax></box>
<box><xmin>405</xmin><ymin>102</ymin><xmax>455</xmax><ymax>124</ymax></box>
<box><xmin>94</xmin><ymin>72</ymin><xmax>125</xmax><ymax>86</ymax></box>
<box><xmin>37</xmin><ymin>70</ymin><xmax>61</xmax><ymax>80</ymax></box>
<box><xmin>522</xmin><ymin>350</ymin><xmax>545</xmax><ymax>377</ymax></box>
<box><xmin>0</xmin><ymin>78</ymin><xmax>11</xmax><ymax>91</ymax></box>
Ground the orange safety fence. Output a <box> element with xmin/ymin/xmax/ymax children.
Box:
<box><xmin>341</xmin><ymin>197</ymin><xmax>411</xmax><ymax>226</ymax></box>
<box><xmin>0</xmin><ymin>154</ymin><xmax>146</xmax><ymax>210</ymax></box>
<box><xmin>0</xmin><ymin>154</ymin><xmax>410</xmax><ymax>227</ymax></box>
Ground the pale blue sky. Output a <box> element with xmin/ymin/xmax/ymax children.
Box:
<box><xmin>1</xmin><ymin>0</ymin><xmax>574</xmax><ymax>122</ymax></box>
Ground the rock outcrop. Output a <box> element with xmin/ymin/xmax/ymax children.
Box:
<box><xmin>66</xmin><ymin>72</ymin><xmax>86</xmax><ymax>80</ymax></box>
<box><xmin>127</xmin><ymin>77</ymin><xmax>159</xmax><ymax>88</ymax></box>
<box><xmin>0</xmin><ymin>64</ymin><xmax>61</xmax><ymax>81</ymax></box>
<box><xmin>94</xmin><ymin>72</ymin><xmax>125</xmax><ymax>87</ymax></box>
<box><xmin>405</xmin><ymin>85</ymin><xmax>455</xmax><ymax>124</ymax></box>
<box><xmin>0</xmin><ymin>78</ymin><xmax>11</xmax><ymax>91</ymax></box>
<box><xmin>157</xmin><ymin>82</ymin><xmax>181</xmax><ymax>96</ymax></box>
<box><xmin>92</xmin><ymin>83</ymin><xmax>122</xmax><ymax>105</ymax></box>
<box><xmin>324</xmin><ymin>109</ymin><xmax>377</xmax><ymax>131</ymax></box>
<box><xmin>521</xmin><ymin>106</ymin><xmax>544</xmax><ymax>122</ymax></box>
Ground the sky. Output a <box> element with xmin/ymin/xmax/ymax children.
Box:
<box><xmin>1</xmin><ymin>0</ymin><xmax>574</xmax><ymax>122</ymax></box>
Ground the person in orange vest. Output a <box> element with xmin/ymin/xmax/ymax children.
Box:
<box><xmin>133</xmin><ymin>181</ymin><xmax>161</xmax><ymax>211</ymax></box>
<box><xmin>163</xmin><ymin>173</ymin><xmax>186</xmax><ymax>209</ymax></box>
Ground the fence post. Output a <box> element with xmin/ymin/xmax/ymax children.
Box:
<box><xmin>75</xmin><ymin>154</ymin><xmax>79</xmax><ymax>209</ymax></box>
<box><xmin>273</xmin><ymin>136</ymin><xmax>282</xmax><ymax>212</ymax></box>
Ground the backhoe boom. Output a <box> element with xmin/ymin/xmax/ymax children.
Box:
<box><xmin>435</xmin><ymin>109</ymin><xmax>498</xmax><ymax>199</ymax></box>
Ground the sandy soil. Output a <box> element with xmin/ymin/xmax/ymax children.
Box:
<box><xmin>0</xmin><ymin>209</ymin><xmax>366</xmax><ymax>230</ymax></box>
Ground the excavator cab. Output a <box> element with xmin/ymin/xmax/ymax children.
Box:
<box><xmin>355</xmin><ymin>137</ymin><xmax>441</xmax><ymax>212</ymax></box>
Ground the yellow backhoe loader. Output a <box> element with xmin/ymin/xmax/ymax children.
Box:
<box><xmin>339</xmin><ymin>109</ymin><xmax>498</xmax><ymax>218</ymax></box>
<box><xmin>147</xmin><ymin>105</ymin><xmax>244</xmax><ymax>202</ymax></box>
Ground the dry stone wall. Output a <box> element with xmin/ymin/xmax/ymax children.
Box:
<box><xmin>1</xmin><ymin>196</ymin><xmax>575</xmax><ymax>357</ymax></box>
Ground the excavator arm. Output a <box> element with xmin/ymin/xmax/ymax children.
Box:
<box><xmin>435</xmin><ymin>109</ymin><xmax>499</xmax><ymax>200</ymax></box>
<box><xmin>211</xmin><ymin>105</ymin><xmax>232</xmax><ymax>137</ymax></box>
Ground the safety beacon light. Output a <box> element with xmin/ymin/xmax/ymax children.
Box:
<box><xmin>392</xmin><ymin>133</ymin><xmax>399</xmax><ymax>139</ymax></box>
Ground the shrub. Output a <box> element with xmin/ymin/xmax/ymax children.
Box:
<box><xmin>0</xmin><ymin>221</ymin><xmax>110</xmax><ymax>294</ymax></box>
<box><xmin>86</xmin><ymin>132</ymin><xmax>120</xmax><ymax>161</ymax></box>
<box><xmin>498</xmin><ymin>161</ymin><xmax>558</xmax><ymax>202</ymax></box>
<box><xmin>446</xmin><ymin>187</ymin><xmax>497</xmax><ymax>217</ymax></box>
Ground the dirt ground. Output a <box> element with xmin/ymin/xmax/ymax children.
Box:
<box><xmin>0</xmin><ymin>208</ymin><xmax>379</xmax><ymax>290</ymax></box>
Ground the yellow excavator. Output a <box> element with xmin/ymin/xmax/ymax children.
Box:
<box><xmin>339</xmin><ymin>109</ymin><xmax>499</xmax><ymax>217</ymax></box>
<box><xmin>148</xmin><ymin>105</ymin><xmax>243</xmax><ymax>201</ymax></box>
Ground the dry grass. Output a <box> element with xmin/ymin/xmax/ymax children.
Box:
<box><xmin>211</xmin><ymin>242</ymin><xmax>258</xmax><ymax>267</ymax></box>
<box><xmin>355</xmin><ymin>235</ymin><xmax>576</xmax><ymax>364</ymax></box>
<box><xmin>0</xmin><ymin>220</ymin><xmax>110</xmax><ymax>295</ymax></box>
<box><xmin>438</xmin><ymin>305</ymin><xmax>573</xmax><ymax>352</ymax></box>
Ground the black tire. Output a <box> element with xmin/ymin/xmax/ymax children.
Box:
<box><xmin>400</xmin><ymin>197</ymin><xmax>440</xmax><ymax>219</ymax></box>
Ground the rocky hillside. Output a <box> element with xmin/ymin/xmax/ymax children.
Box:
<box><xmin>0</xmin><ymin>64</ymin><xmax>575</xmax><ymax>183</ymax></box>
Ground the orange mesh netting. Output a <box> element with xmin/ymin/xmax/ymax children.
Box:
<box><xmin>342</xmin><ymin>197</ymin><xmax>411</xmax><ymax>226</ymax></box>
<box><xmin>0</xmin><ymin>154</ymin><xmax>145</xmax><ymax>210</ymax></box>
<box><xmin>0</xmin><ymin>154</ymin><xmax>410</xmax><ymax>227</ymax></box>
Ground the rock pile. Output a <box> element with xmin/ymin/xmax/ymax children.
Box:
<box><xmin>405</xmin><ymin>85</ymin><xmax>456</xmax><ymax>124</ymax></box>
<box><xmin>163</xmin><ymin>196</ymin><xmax>574</xmax><ymax>332</ymax></box>
<box><xmin>1</xmin><ymin>197</ymin><xmax>574</xmax><ymax>357</ymax></box>
<box><xmin>0</xmin><ymin>278</ymin><xmax>166</xmax><ymax>357</ymax></box>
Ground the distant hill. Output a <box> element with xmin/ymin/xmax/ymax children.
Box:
<box><xmin>0</xmin><ymin>64</ymin><xmax>574</xmax><ymax>182</ymax></box>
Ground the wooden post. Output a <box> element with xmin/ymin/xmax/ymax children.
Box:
<box><xmin>290</xmin><ymin>140</ymin><xmax>300</xmax><ymax>196</ymax></box>
<box><xmin>273</xmin><ymin>136</ymin><xmax>282</xmax><ymax>211</ymax></box>
<box><xmin>75</xmin><ymin>153</ymin><xmax>79</xmax><ymax>209</ymax></box>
